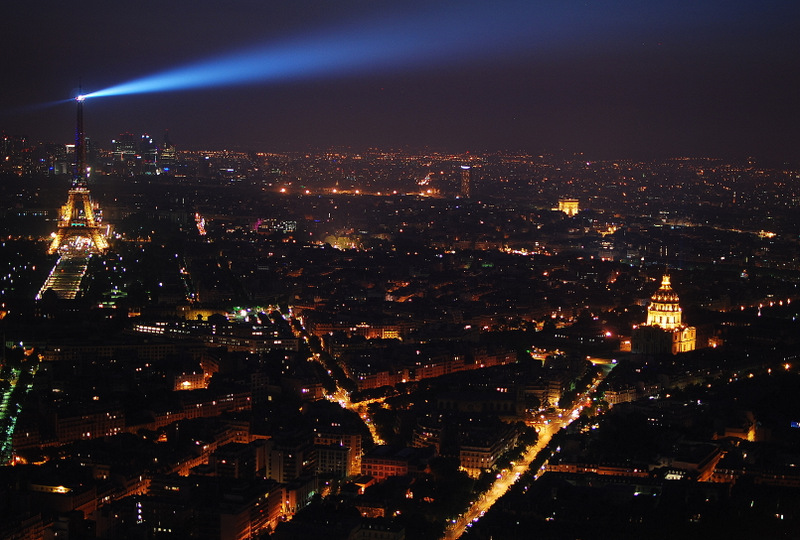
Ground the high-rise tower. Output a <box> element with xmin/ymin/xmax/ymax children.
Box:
<box><xmin>159</xmin><ymin>130</ymin><xmax>177</xmax><ymax>173</ymax></box>
<box><xmin>460</xmin><ymin>165</ymin><xmax>472</xmax><ymax>198</ymax></box>
<box><xmin>47</xmin><ymin>96</ymin><xmax>109</xmax><ymax>255</ymax></box>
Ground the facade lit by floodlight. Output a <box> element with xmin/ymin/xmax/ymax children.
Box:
<box><xmin>632</xmin><ymin>275</ymin><xmax>696</xmax><ymax>355</ymax></box>
<box><xmin>558</xmin><ymin>198</ymin><xmax>579</xmax><ymax>216</ymax></box>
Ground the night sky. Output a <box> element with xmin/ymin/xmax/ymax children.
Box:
<box><xmin>3</xmin><ymin>0</ymin><xmax>799</xmax><ymax>161</ymax></box>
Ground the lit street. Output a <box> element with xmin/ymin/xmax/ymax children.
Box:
<box><xmin>442</xmin><ymin>374</ymin><xmax>610</xmax><ymax>540</ymax></box>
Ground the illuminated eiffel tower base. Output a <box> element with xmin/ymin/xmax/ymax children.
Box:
<box><xmin>47</xmin><ymin>186</ymin><xmax>109</xmax><ymax>255</ymax></box>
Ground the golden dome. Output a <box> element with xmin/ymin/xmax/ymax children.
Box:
<box><xmin>646</xmin><ymin>274</ymin><xmax>682</xmax><ymax>330</ymax></box>
<box><xmin>651</xmin><ymin>274</ymin><xmax>680</xmax><ymax>304</ymax></box>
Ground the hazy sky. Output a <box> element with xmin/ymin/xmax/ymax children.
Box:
<box><xmin>2</xmin><ymin>0</ymin><xmax>799</xmax><ymax>161</ymax></box>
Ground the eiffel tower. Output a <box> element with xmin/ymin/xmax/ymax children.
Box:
<box><xmin>47</xmin><ymin>95</ymin><xmax>109</xmax><ymax>255</ymax></box>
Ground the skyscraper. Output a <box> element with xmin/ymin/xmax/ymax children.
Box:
<box><xmin>460</xmin><ymin>165</ymin><xmax>471</xmax><ymax>198</ymax></box>
<box><xmin>139</xmin><ymin>133</ymin><xmax>157</xmax><ymax>174</ymax></box>
<box><xmin>159</xmin><ymin>130</ymin><xmax>177</xmax><ymax>173</ymax></box>
<box><xmin>111</xmin><ymin>132</ymin><xmax>137</xmax><ymax>162</ymax></box>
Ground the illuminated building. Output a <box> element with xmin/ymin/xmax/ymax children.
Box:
<box><xmin>174</xmin><ymin>372</ymin><xmax>207</xmax><ymax>391</ymax></box>
<box><xmin>139</xmin><ymin>133</ymin><xmax>157</xmax><ymax>174</ymax></box>
<box><xmin>158</xmin><ymin>131</ymin><xmax>177</xmax><ymax>173</ymax></box>
<box><xmin>458</xmin><ymin>421</ymin><xmax>520</xmax><ymax>478</ymax></box>
<box><xmin>646</xmin><ymin>274</ymin><xmax>684</xmax><ymax>330</ymax></box>
<box><xmin>558</xmin><ymin>198</ymin><xmax>580</xmax><ymax>216</ymax></box>
<box><xmin>254</xmin><ymin>218</ymin><xmax>297</xmax><ymax>234</ymax></box>
<box><xmin>208</xmin><ymin>442</ymin><xmax>257</xmax><ymax>479</ymax></box>
<box><xmin>265</xmin><ymin>432</ymin><xmax>314</xmax><ymax>483</ymax></box>
<box><xmin>314</xmin><ymin>444</ymin><xmax>353</xmax><ymax>479</ymax></box>
<box><xmin>361</xmin><ymin>446</ymin><xmax>435</xmax><ymax>480</ymax></box>
<box><xmin>111</xmin><ymin>132</ymin><xmax>137</xmax><ymax>162</ymax></box>
<box><xmin>315</xmin><ymin>430</ymin><xmax>362</xmax><ymax>477</ymax></box>
<box><xmin>412</xmin><ymin>415</ymin><xmax>443</xmax><ymax>451</ymax></box>
<box><xmin>28</xmin><ymin>480</ymin><xmax>98</xmax><ymax>516</ymax></box>
<box><xmin>460</xmin><ymin>165</ymin><xmax>472</xmax><ymax>198</ymax></box>
<box><xmin>632</xmin><ymin>274</ymin><xmax>696</xmax><ymax>355</ymax></box>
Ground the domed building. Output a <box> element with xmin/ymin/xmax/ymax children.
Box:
<box><xmin>632</xmin><ymin>275</ymin><xmax>696</xmax><ymax>355</ymax></box>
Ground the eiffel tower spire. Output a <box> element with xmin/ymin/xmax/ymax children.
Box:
<box><xmin>74</xmin><ymin>94</ymin><xmax>87</xmax><ymax>187</ymax></box>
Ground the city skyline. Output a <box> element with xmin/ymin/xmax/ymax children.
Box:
<box><xmin>3</xmin><ymin>97</ymin><xmax>800</xmax><ymax>535</ymax></box>
<box><xmin>2</xmin><ymin>0</ymin><xmax>799</xmax><ymax>162</ymax></box>
<box><xmin>3</xmin><ymin>4</ymin><xmax>800</xmax><ymax>535</ymax></box>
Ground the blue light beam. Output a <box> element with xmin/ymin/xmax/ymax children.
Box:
<box><xmin>80</xmin><ymin>0</ymin><xmax>759</xmax><ymax>100</ymax></box>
